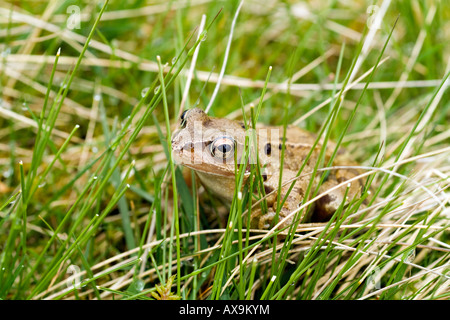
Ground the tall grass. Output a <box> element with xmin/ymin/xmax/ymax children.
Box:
<box><xmin>0</xmin><ymin>0</ymin><xmax>448</xmax><ymax>300</ymax></box>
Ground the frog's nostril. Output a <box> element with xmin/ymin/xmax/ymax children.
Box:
<box><xmin>171</xmin><ymin>130</ymin><xmax>180</xmax><ymax>143</ymax></box>
<box><xmin>182</xmin><ymin>142</ymin><xmax>194</xmax><ymax>152</ymax></box>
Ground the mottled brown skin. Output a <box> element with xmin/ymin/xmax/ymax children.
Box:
<box><xmin>171</xmin><ymin>108</ymin><xmax>366</xmax><ymax>230</ymax></box>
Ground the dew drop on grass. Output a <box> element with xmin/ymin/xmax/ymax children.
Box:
<box><xmin>141</xmin><ymin>87</ymin><xmax>149</xmax><ymax>98</ymax></box>
<box><xmin>93</xmin><ymin>94</ymin><xmax>102</xmax><ymax>101</ymax></box>
<box><xmin>403</xmin><ymin>248</ymin><xmax>416</xmax><ymax>263</ymax></box>
<box><xmin>108</xmin><ymin>95</ymin><xmax>119</xmax><ymax>106</ymax></box>
<box><xmin>3</xmin><ymin>168</ymin><xmax>12</xmax><ymax>178</ymax></box>
<box><xmin>200</xmin><ymin>31</ymin><xmax>207</xmax><ymax>41</ymax></box>
<box><xmin>171</xmin><ymin>57</ymin><xmax>177</xmax><ymax>65</ymax></box>
<box><xmin>120</xmin><ymin>116</ymin><xmax>131</xmax><ymax>129</ymax></box>
<box><xmin>154</xmin><ymin>85</ymin><xmax>160</xmax><ymax>94</ymax></box>
<box><xmin>134</xmin><ymin>279</ymin><xmax>144</xmax><ymax>292</ymax></box>
<box><xmin>1</xmin><ymin>48</ymin><xmax>11</xmax><ymax>58</ymax></box>
<box><xmin>38</xmin><ymin>182</ymin><xmax>46</xmax><ymax>188</ymax></box>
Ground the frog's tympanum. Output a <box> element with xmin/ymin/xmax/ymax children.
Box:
<box><xmin>171</xmin><ymin>108</ymin><xmax>366</xmax><ymax>230</ymax></box>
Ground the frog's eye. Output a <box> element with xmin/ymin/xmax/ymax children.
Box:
<box><xmin>180</xmin><ymin>109</ymin><xmax>189</xmax><ymax>128</ymax></box>
<box><xmin>210</xmin><ymin>136</ymin><xmax>235</xmax><ymax>160</ymax></box>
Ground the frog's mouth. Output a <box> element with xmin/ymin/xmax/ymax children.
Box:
<box><xmin>183</xmin><ymin>162</ymin><xmax>236</xmax><ymax>177</ymax></box>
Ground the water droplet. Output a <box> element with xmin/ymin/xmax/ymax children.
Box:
<box><xmin>141</xmin><ymin>87</ymin><xmax>149</xmax><ymax>98</ymax></box>
<box><xmin>134</xmin><ymin>279</ymin><xmax>144</xmax><ymax>292</ymax></box>
<box><xmin>108</xmin><ymin>95</ymin><xmax>119</xmax><ymax>106</ymax></box>
<box><xmin>154</xmin><ymin>86</ymin><xmax>160</xmax><ymax>94</ymax></box>
<box><xmin>171</xmin><ymin>57</ymin><xmax>177</xmax><ymax>65</ymax></box>
<box><xmin>38</xmin><ymin>182</ymin><xmax>46</xmax><ymax>188</ymax></box>
<box><xmin>92</xmin><ymin>146</ymin><xmax>98</xmax><ymax>153</ymax></box>
<box><xmin>200</xmin><ymin>31</ymin><xmax>207</xmax><ymax>41</ymax></box>
<box><xmin>3</xmin><ymin>168</ymin><xmax>12</xmax><ymax>178</ymax></box>
<box><xmin>93</xmin><ymin>94</ymin><xmax>102</xmax><ymax>101</ymax></box>
<box><xmin>1</xmin><ymin>48</ymin><xmax>11</xmax><ymax>58</ymax></box>
<box><xmin>121</xmin><ymin>115</ymin><xmax>131</xmax><ymax>129</ymax></box>
<box><xmin>403</xmin><ymin>248</ymin><xmax>416</xmax><ymax>263</ymax></box>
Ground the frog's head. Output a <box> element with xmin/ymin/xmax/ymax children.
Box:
<box><xmin>171</xmin><ymin>108</ymin><xmax>248</xmax><ymax>201</ymax></box>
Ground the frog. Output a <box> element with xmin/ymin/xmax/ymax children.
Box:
<box><xmin>171</xmin><ymin>108</ymin><xmax>366</xmax><ymax>230</ymax></box>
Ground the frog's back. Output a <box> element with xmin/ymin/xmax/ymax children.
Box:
<box><xmin>255</xmin><ymin>124</ymin><xmax>318</xmax><ymax>145</ymax></box>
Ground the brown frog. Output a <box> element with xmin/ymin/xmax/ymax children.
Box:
<box><xmin>171</xmin><ymin>108</ymin><xmax>366</xmax><ymax>229</ymax></box>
